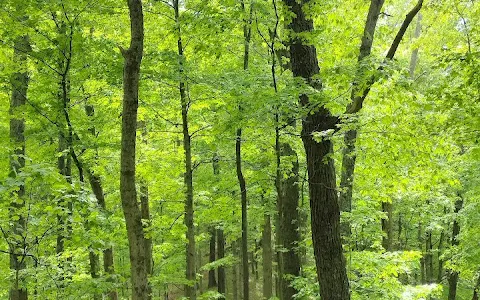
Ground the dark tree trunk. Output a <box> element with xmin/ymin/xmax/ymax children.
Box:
<box><xmin>208</xmin><ymin>228</ymin><xmax>217</xmax><ymax>288</ymax></box>
<box><xmin>173</xmin><ymin>1</ymin><xmax>196</xmax><ymax>298</ymax></box>
<box><xmin>284</xmin><ymin>0</ymin><xmax>349</xmax><ymax>299</ymax></box>
<box><xmin>9</xmin><ymin>35</ymin><xmax>30</xmax><ymax>300</ymax></box>
<box><xmin>217</xmin><ymin>228</ymin><xmax>226</xmax><ymax>296</ymax></box>
<box><xmin>119</xmin><ymin>0</ymin><xmax>148</xmax><ymax>299</ymax></box>
<box><xmin>448</xmin><ymin>197</ymin><xmax>464</xmax><ymax>300</ymax></box>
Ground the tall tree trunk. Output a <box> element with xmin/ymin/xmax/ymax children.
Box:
<box><xmin>173</xmin><ymin>1</ymin><xmax>196</xmax><ymax>298</ymax></box>
<box><xmin>340</xmin><ymin>1</ymin><xmax>423</xmax><ymax>248</ymax></box>
<box><xmin>208</xmin><ymin>228</ymin><xmax>217</xmax><ymax>288</ymax></box>
<box><xmin>54</xmin><ymin>17</ymin><xmax>75</xmax><ymax>291</ymax></box>
<box><xmin>119</xmin><ymin>0</ymin><xmax>148</xmax><ymax>299</ymax></box>
<box><xmin>448</xmin><ymin>196</ymin><xmax>464</xmax><ymax>300</ymax></box>
<box><xmin>381</xmin><ymin>201</ymin><xmax>393</xmax><ymax>251</ymax></box>
<box><xmin>9</xmin><ymin>35</ymin><xmax>30</xmax><ymax>300</ymax></box>
<box><xmin>339</xmin><ymin>0</ymin><xmax>385</xmax><ymax>241</ymax></box>
<box><xmin>237</xmin><ymin>1</ymin><xmax>253</xmax><ymax>299</ymax></box>
<box><xmin>284</xmin><ymin>1</ymin><xmax>349</xmax><ymax>298</ymax></box>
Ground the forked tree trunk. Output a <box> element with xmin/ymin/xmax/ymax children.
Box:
<box><xmin>119</xmin><ymin>0</ymin><xmax>149</xmax><ymax>299</ymax></box>
<box><xmin>9</xmin><ymin>35</ymin><xmax>30</xmax><ymax>300</ymax></box>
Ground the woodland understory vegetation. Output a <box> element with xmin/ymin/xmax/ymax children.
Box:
<box><xmin>1</xmin><ymin>0</ymin><xmax>480</xmax><ymax>299</ymax></box>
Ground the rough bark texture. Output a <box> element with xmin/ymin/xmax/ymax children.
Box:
<box><xmin>339</xmin><ymin>0</ymin><xmax>385</xmax><ymax>241</ymax></box>
<box><xmin>284</xmin><ymin>0</ymin><xmax>350</xmax><ymax>299</ymax></box>
<box><xmin>448</xmin><ymin>197</ymin><xmax>464</xmax><ymax>300</ymax></box>
<box><xmin>119</xmin><ymin>0</ymin><xmax>148</xmax><ymax>299</ymax></box>
<box><xmin>173</xmin><ymin>1</ymin><xmax>196</xmax><ymax>298</ymax></box>
<box><xmin>9</xmin><ymin>35</ymin><xmax>30</xmax><ymax>300</ymax></box>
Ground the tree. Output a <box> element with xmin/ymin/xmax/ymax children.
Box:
<box><xmin>119</xmin><ymin>0</ymin><xmax>149</xmax><ymax>299</ymax></box>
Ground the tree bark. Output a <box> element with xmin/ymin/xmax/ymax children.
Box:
<box><xmin>9</xmin><ymin>35</ymin><xmax>30</xmax><ymax>300</ymax></box>
<box><xmin>425</xmin><ymin>230</ymin><xmax>433</xmax><ymax>283</ymax></box>
<box><xmin>283</xmin><ymin>1</ymin><xmax>350</xmax><ymax>299</ymax></box>
<box><xmin>448</xmin><ymin>197</ymin><xmax>464</xmax><ymax>300</ymax></box>
<box><xmin>173</xmin><ymin>1</ymin><xmax>196</xmax><ymax>298</ymax></box>
<box><xmin>119</xmin><ymin>0</ymin><xmax>148</xmax><ymax>299</ymax></box>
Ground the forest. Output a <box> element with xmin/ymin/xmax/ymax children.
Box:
<box><xmin>1</xmin><ymin>0</ymin><xmax>479</xmax><ymax>299</ymax></box>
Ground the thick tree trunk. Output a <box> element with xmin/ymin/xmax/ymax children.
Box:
<box><xmin>9</xmin><ymin>35</ymin><xmax>30</xmax><ymax>300</ymax></box>
<box><xmin>438</xmin><ymin>229</ymin><xmax>445</xmax><ymax>283</ymax></box>
<box><xmin>208</xmin><ymin>228</ymin><xmax>217</xmax><ymax>288</ymax></box>
<box><xmin>284</xmin><ymin>1</ymin><xmax>349</xmax><ymax>299</ymax></box>
<box><xmin>173</xmin><ymin>1</ymin><xmax>196</xmax><ymax>298</ymax></box>
<box><xmin>119</xmin><ymin>0</ymin><xmax>149</xmax><ymax>299</ymax></box>
<box><xmin>448</xmin><ymin>197</ymin><xmax>464</xmax><ymax>300</ymax></box>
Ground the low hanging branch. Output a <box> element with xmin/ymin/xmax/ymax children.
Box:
<box><xmin>346</xmin><ymin>0</ymin><xmax>424</xmax><ymax>115</ymax></box>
